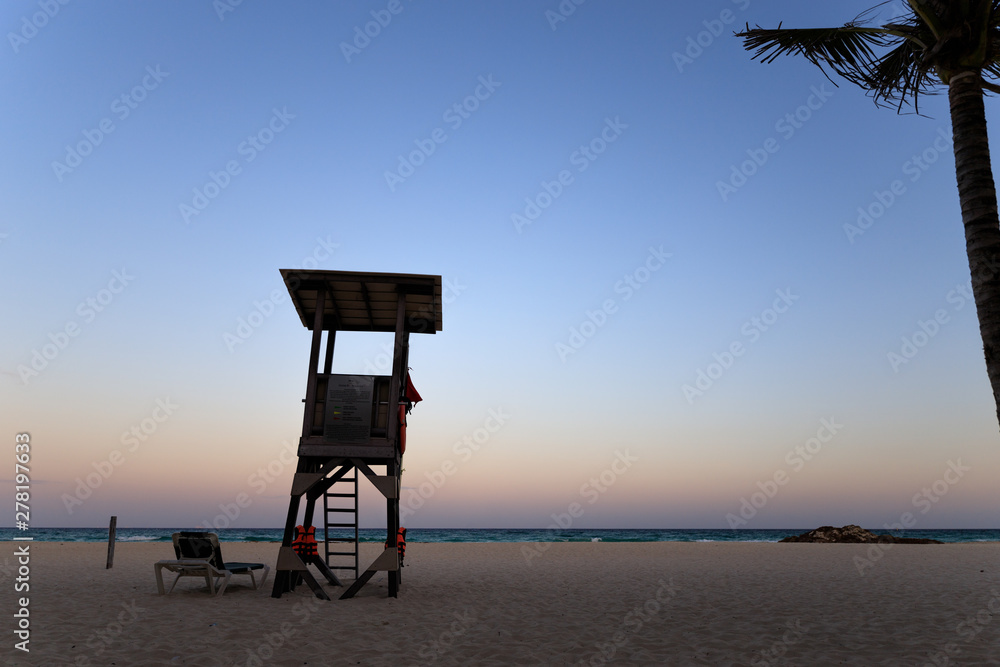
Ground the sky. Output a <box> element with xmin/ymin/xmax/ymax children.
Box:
<box><xmin>2</xmin><ymin>0</ymin><xmax>999</xmax><ymax>531</ymax></box>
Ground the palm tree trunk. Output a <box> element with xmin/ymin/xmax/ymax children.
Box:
<box><xmin>948</xmin><ymin>71</ymin><xmax>1000</xmax><ymax>429</ymax></box>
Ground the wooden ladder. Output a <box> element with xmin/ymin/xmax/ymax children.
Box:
<box><xmin>323</xmin><ymin>470</ymin><xmax>359</xmax><ymax>580</ymax></box>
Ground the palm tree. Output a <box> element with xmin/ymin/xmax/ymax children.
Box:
<box><xmin>737</xmin><ymin>1</ymin><xmax>1000</xmax><ymax>429</ymax></box>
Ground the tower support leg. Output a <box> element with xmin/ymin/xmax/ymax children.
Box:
<box><xmin>387</xmin><ymin>458</ymin><xmax>400</xmax><ymax>597</ymax></box>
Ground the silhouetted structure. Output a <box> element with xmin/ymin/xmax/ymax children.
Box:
<box><xmin>270</xmin><ymin>270</ymin><xmax>442</xmax><ymax>600</ymax></box>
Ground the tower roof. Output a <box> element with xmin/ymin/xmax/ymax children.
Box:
<box><xmin>280</xmin><ymin>269</ymin><xmax>442</xmax><ymax>333</ymax></box>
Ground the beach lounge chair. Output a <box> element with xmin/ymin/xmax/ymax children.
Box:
<box><xmin>154</xmin><ymin>531</ymin><xmax>270</xmax><ymax>596</ymax></box>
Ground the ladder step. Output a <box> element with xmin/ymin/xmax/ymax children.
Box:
<box><xmin>326</xmin><ymin>551</ymin><xmax>357</xmax><ymax>556</ymax></box>
<box><xmin>325</xmin><ymin>493</ymin><xmax>356</xmax><ymax>498</ymax></box>
<box><xmin>326</xmin><ymin>508</ymin><xmax>355</xmax><ymax>513</ymax></box>
<box><xmin>326</xmin><ymin>523</ymin><xmax>357</xmax><ymax>528</ymax></box>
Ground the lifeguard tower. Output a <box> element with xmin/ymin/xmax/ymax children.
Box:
<box><xmin>270</xmin><ymin>269</ymin><xmax>442</xmax><ymax>600</ymax></box>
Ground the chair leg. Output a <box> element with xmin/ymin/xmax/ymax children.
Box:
<box><xmin>154</xmin><ymin>564</ymin><xmax>166</xmax><ymax>595</ymax></box>
<box><xmin>248</xmin><ymin>566</ymin><xmax>271</xmax><ymax>590</ymax></box>
<box><xmin>216</xmin><ymin>572</ymin><xmax>231</xmax><ymax>596</ymax></box>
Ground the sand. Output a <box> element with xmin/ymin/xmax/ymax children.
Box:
<box><xmin>2</xmin><ymin>540</ymin><xmax>999</xmax><ymax>665</ymax></box>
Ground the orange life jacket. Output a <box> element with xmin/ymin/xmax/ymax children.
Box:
<box><xmin>292</xmin><ymin>524</ymin><xmax>318</xmax><ymax>558</ymax></box>
<box><xmin>385</xmin><ymin>527</ymin><xmax>406</xmax><ymax>563</ymax></box>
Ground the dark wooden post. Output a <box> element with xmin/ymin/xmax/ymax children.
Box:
<box><xmin>302</xmin><ymin>306</ymin><xmax>333</xmax><ymax>545</ymax></box>
<box><xmin>385</xmin><ymin>293</ymin><xmax>408</xmax><ymax>597</ymax></box>
<box><xmin>106</xmin><ymin>516</ymin><xmax>117</xmax><ymax>569</ymax></box>
<box><xmin>301</xmin><ymin>285</ymin><xmax>327</xmax><ymax>440</ymax></box>
<box><xmin>323</xmin><ymin>329</ymin><xmax>336</xmax><ymax>374</ymax></box>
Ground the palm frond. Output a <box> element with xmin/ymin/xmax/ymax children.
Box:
<box><xmin>869</xmin><ymin>39</ymin><xmax>938</xmax><ymax>110</ymax></box>
<box><xmin>737</xmin><ymin>9</ymin><xmax>942</xmax><ymax>110</ymax></box>
<box><xmin>982</xmin><ymin>29</ymin><xmax>1000</xmax><ymax>81</ymax></box>
<box><xmin>738</xmin><ymin>2</ymin><xmax>1000</xmax><ymax>107</ymax></box>
<box><xmin>737</xmin><ymin>25</ymin><xmax>892</xmax><ymax>90</ymax></box>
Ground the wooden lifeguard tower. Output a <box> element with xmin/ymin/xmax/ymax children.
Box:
<box><xmin>270</xmin><ymin>269</ymin><xmax>442</xmax><ymax>600</ymax></box>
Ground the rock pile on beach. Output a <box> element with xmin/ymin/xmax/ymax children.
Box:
<box><xmin>780</xmin><ymin>524</ymin><xmax>943</xmax><ymax>544</ymax></box>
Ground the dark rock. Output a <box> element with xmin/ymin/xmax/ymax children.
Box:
<box><xmin>780</xmin><ymin>524</ymin><xmax>943</xmax><ymax>544</ymax></box>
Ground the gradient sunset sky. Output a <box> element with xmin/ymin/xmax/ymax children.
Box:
<box><xmin>3</xmin><ymin>0</ymin><xmax>999</xmax><ymax>530</ymax></box>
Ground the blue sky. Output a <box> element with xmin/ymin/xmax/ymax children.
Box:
<box><xmin>2</xmin><ymin>0</ymin><xmax>998</xmax><ymax>530</ymax></box>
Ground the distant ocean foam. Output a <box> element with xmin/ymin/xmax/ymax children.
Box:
<box><xmin>117</xmin><ymin>534</ymin><xmax>163</xmax><ymax>542</ymax></box>
<box><xmin>2</xmin><ymin>527</ymin><xmax>999</xmax><ymax>543</ymax></box>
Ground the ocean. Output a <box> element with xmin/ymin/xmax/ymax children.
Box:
<box><xmin>2</xmin><ymin>527</ymin><xmax>998</xmax><ymax>543</ymax></box>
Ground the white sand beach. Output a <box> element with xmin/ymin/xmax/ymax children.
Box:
<box><xmin>3</xmin><ymin>541</ymin><xmax>999</xmax><ymax>665</ymax></box>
